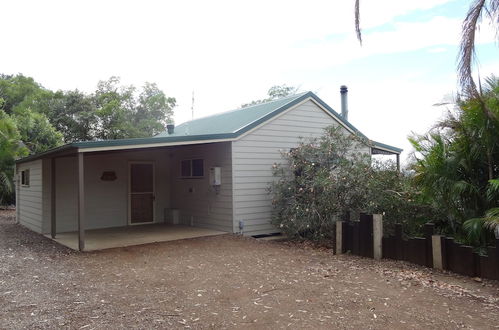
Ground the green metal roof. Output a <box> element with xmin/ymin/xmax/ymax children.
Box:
<box><xmin>16</xmin><ymin>91</ymin><xmax>402</xmax><ymax>164</ymax></box>
<box><xmin>156</xmin><ymin>92</ymin><xmax>310</xmax><ymax>137</ymax></box>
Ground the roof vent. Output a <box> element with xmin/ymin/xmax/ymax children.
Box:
<box><xmin>166</xmin><ymin>124</ymin><xmax>175</xmax><ymax>135</ymax></box>
<box><xmin>340</xmin><ymin>85</ymin><xmax>348</xmax><ymax>121</ymax></box>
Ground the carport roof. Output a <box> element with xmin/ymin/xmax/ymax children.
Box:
<box><xmin>16</xmin><ymin>91</ymin><xmax>402</xmax><ymax>164</ymax></box>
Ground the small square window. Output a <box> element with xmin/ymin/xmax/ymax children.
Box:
<box><xmin>21</xmin><ymin>169</ymin><xmax>30</xmax><ymax>186</ymax></box>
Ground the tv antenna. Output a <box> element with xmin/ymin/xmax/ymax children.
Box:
<box><xmin>191</xmin><ymin>90</ymin><xmax>195</xmax><ymax>120</ymax></box>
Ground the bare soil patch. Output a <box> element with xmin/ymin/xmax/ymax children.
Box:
<box><xmin>1</xmin><ymin>210</ymin><xmax>498</xmax><ymax>329</ymax></box>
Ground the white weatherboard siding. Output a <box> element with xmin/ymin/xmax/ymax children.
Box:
<box><xmin>169</xmin><ymin>142</ymin><xmax>233</xmax><ymax>233</ymax></box>
<box><xmin>232</xmin><ymin>99</ymin><xmax>367</xmax><ymax>236</ymax></box>
<box><xmin>17</xmin><ymin>160</ymin><xmax>43</xmax><ymax>233</ymax></box>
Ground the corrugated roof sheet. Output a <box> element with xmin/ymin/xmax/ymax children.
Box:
<box><xmin>155</xmin><ymin>92</ymin><xmax>309</xmax><ymax>137</ymax></box>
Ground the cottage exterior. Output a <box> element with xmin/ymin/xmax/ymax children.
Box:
<box><xmin>15</xmin><ymin>91</ymin><xmax>401</xmax><ymax>250</ymax></box>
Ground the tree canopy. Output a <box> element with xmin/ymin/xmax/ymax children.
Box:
<box><xmin>241</xmin><ymin>85</ymin><xmax>298</xmax><ymax>108</ymax></box>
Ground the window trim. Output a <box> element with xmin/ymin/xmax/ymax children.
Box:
<box><xmin>180</xmin><ymin>158</ymin><xmax>204</xmax><ymax>178</ymax></box>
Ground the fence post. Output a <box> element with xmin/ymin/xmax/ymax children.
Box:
<box><xmin>373</xmin><ymin>214</ymin><xmax>383</xmax><ymax>260</ymax></box>
<box><xmin>395</xmin><ymin>224</ymin><xmax>403</xmax><ymax>260</ymax></box>
<box><xmin>336</xmin><ymin>221</ymin><xmax>343</xmax><ymax>255</ymax></box>
<box><xmin>432</xmin><ymin>235</ymin><xmax>443</xmax><ymax>270</ymax></box>
<box><xmin>424</xmin><ymin>223</ymin><xmax>434</xmax><ymax>267</ymax></box>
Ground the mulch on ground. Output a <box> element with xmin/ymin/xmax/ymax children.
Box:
<box><xmin>1</xmin><ymin>209</ymin><xmax>498</xmax><ymax>329</ymax></box>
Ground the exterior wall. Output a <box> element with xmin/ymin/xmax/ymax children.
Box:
<box><xmin>54</xmin><ymin>149</ymin><xmax>171</xmax><ymax>233</ymax></box>
<box><xmin>16</xmin><ymin>160</ymin><xmax>43</xmax><ymax>233</ymax></box>
<box><xmin>232</xmin><ymin>99</ymin><xmax>370</xmax><ymax>236</ymax></box>
<box><xmin>169</xmin><ymin>142</ymin><xmax>233</xmax><ymax>232</ymax></box>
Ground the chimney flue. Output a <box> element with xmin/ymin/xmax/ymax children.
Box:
<box><xmin>340</xmin><ymin>85</ymin><xmax>348</xmax><ymax>121</ymax></box>
<box><xmin>166</xmin><ymin>124</ymin><xmax>175</xmax><ymax>135</ymax></box>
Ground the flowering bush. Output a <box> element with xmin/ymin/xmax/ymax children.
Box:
<box><xmin>270</xmin><ymin>126</ymin><xmax>440</xmax><ymax>243</ymax></box>
<box><xmin>270</xmin><ymin>126</ymin><xmax>371</xmax><ymax>242</ymax></box>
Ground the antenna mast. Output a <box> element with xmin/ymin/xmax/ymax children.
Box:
<box><xmin>191</xmin><ymin>90</ymin><xmax>195</xmax><ymax>120</ymax></box>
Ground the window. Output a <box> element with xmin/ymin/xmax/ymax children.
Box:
<box><xmin>21</xmin><ymin>169</ymin><xmax>30</xmax><ymax>186</ymax></box>
<box><xmin>181</xmin><ymin>159</ymin><xmax>204</xmax><ymax>178</ymax></box>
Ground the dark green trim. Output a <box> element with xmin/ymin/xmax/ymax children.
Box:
<box><xmin>15</xmin><ymin>144</ymin><xmax>77</xmax><ymax>164</ymax></box>
<box><xmin>73</xmin><ymin>133</ymin><xmax>237</xmax><ymax>148</ymax></box>
<box><xmin>372</xmin><ymin>141</ymin><xmax>403</xmax><ymax>154</ymax></box>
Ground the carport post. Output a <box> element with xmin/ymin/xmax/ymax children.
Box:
<box><xmin>50</xmin><ymin>157</ymin><xmax>56</xmax><ymax>239</ymax></box>
<box><xmin>78</xmin><ymin>152</ymin><xmax>85</xmax><ymax>251</ymax></box>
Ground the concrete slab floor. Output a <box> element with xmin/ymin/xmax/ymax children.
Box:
<box><xmin>45</xmin><ymin>224</ymin><xmax>227</xmax><ymax>251</ymax></box>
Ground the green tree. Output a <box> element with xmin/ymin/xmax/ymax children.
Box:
<box><xmin>242</xmin><ymin>84</ymin><xmax>298</xmax><ymax>108</ymax></box>
<box><xmin>134</xmin><ymin>82</ymin><xmax>176</xmax><ymax>137</ymax></box>
<box><xmin>40</xmin><ymin>90</ymin><xmax>98</xmax><ymax>142</ymax></box>
<box><xmin>0</xmin><ymin>74</ymin><xmax>44</xmax><ymax>114</ymax></box>
<box><xmin>93</xmin><ymin>77</ymin><xmax>176</xmax><ymax>140</ymax></box>
<box><xmin>12</xmin><ymin>106</ymin><xmax>63</xmax><ymax>154</ymax></box>
<box><xmin>0</xmin><ymin>110</ymin><xmax>28</xmax><ymax>206</ymax></box>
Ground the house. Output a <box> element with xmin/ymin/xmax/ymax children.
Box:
<box><xmin>15</xmin><ymin>88</ymin><xmax>402</xmax><ymax>251</ymax></box>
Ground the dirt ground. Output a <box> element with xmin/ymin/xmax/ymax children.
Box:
<box><xmin>1</xmin><ymin>210</ymin><xmax>499</xmax><ymax>329</ymax></box>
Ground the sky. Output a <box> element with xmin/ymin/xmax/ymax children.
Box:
<box><xmin>1</xmin><ymin>0</ymin><xmax>498</xmax><ymax>163</ymax></box>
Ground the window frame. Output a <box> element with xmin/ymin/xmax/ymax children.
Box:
<box><xmin>180</xmin><ymin>158</ymin><xmax>204</xmax><ymax>178</ymax></box>
<box><xmin>21</xmin><ymin>169</ymin><xmax>30</xmax><ymax>187</ymax></box>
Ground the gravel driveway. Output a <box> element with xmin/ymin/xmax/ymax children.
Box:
<box><xmin>1</xmin><ymin>210</ymin><xmax>498</xmax><ymax>329</ymax></box>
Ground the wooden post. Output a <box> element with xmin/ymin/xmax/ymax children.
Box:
<box><xmin>396</xmin><ymin>154</ymin><xmax>400</xmax><ymax>172</ymax></box>
<box><xmin>395</xmin><ymin>224</ymin><xmax>403</xmax><ymax>260</ymax></box>
<box><xmin>424</xmin><ymin>223</ymin><xmax>434</xmax><ymax>267</ymax></box>
<box><xmin>373</xmin><ymin>214</ymin><xmax>383</xmax><ymax>260</ymax></box>
<box><xmin>50</xmin><ymin>158</ymin><xmax>56</xmax><ymax>239</ymax></box>
<box><xmin>336</xmin><ymin>221</ymin><xmax>343</xmax><ymax>255</ymax></box>
<box><xmin>77</xmin><ymin>152</ymin><xmax>85</xmax><ymax>252</ymax></box>
<box><xmin>432</xmin><ymin>235</ymin><xmax>443</xmax><ymax>270</ymax></box>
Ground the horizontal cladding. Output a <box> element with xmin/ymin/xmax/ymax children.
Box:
<box><xmin>170</xmin><ymin>142</ymin><xmax>233</xmax><ymax>233</ymax></box>
<box><xmin>233</xmin><ymin>100</ymin><xmax>337</xmax><ymax>236</ymax></box>
<box><xmin>17</xmin><ymin>160</ymin><xmax>43</xmax><ymax>233</ymax></box>
<box><xmin>17</xmin><ymin>199</ymin><xmax>43</xmax><ymax>210</ymax></box>
<box><xmin>19</xmin><ymin>220</ymin><xmax>42</xmax><ymax>233</ymax></box>
<box><xmin>235</xmin><ymin>206</ymin><xmax>272</xmax><ymax>216</ymax></box>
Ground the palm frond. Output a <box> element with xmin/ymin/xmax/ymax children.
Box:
<box><xmin>463</xmin><ymin>216</ymin><xmax>487</xmax><ymax>243</ymax></box>
<box><xmin>482</xmin><ymin>207</ymin><xmax>499</xmax><ymax>230</ymax></box>
<box><xmin>459</xmin><ymin>0</ymin><xmax>486</xmax><ymax>97</ymax></box>
<box><xmin>355</xmin><ymin>0</ymin><xmax>362</xmax><ymax>45</ymax></box>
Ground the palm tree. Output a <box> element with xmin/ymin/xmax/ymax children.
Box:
<box><xmin>354</xmin><ymin>0</ymin><xmax>499</xmax><ymax>98</ymax></box>
<box><xmin>0</xmin><ymin>111</ymin><xmax>27</xmax><ymax>207</ymax></box>
<box><xmin>410</xmin><ymin>76</ymin><xmax>499</xmax><ymax>245</ymax></box>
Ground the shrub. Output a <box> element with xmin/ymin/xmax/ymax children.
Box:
<box><xmin>270</xmin><ymin>126</ymin><xmax>442</xmax><ymax>243</ymax></box>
